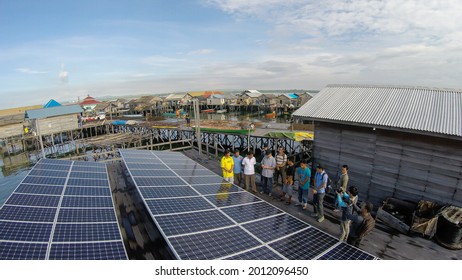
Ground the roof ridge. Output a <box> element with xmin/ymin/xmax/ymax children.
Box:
<box><xmin>326</xmin><ymin>84</ymin><xmax>462</xmax><ymax>93</ymax></box>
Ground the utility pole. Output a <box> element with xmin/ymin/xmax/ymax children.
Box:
<box><xmin>192</xmin><ymin>99</ymin><xmax>202</xmax><ymax>158</ymax></box>
<box><xmin>247</xmin><ymin>122</ymin><xmax>255</xmax><ymax>152</ymax></box>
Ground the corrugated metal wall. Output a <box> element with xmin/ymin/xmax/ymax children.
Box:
<box><xmin>313</xmin><ymin>122</ymin><xmax>462</xmax><ymax>208</ymax></box>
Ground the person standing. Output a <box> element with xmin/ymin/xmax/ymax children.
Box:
<box><xmin>280</xmin><ymin>157</ymin><xmax>295</xmax><ymax>205</ymax></box>
<box><xmin>337</xmin><ymin>186</ymin><xmax>359</xmax><ymax>241</ymax></box>
<box><xmin>274</xmin><ymin>147</ymin><xmax>287</xmax><ymax>189</ymax></box>
<box><xmin>312</xmin><ymin>165</ymin><xmax>328</xmax><ymax>222</ymax></box>
<box><xmin>346</xmin><ymin>201</ymin><xmax>375</xmax><ymax>247</ymax></box>
<box><xmin>232</xmin><ymin>150</ymin><xmax>244</xmax><ymax>187</ymax></box>
<box><xmin>260</xmin><ymin>150</ymin><xmax>276</xmax><ymax>196</ymax></box>
<box><xmin>296</xmin><ymin>160</ymin><xmax>311</xmax><ymax>209</ymax></box>
<box><xmin>185</xmin><ymin>114</ymin><xmax>191</xmax><ymax>127</ymax></box>
<box><xmin>221</xmin><ymin>149</ymin><xmax>234</xmax><ymax>183</ymax></box>
<box><xmin>334</xmin><ymin>165</ymin><xmax>350</xmax><ymax>212</ymax></box>
<box><xmin>242</xmin><ymin>151</ymin><xmax>257</xmax><ymax>192</ymax></box>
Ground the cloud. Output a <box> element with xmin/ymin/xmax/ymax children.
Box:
<box><xmin>187</xmin><ymin>49</ymin><xmax>215</xmax><ymax>55</ymax></box>
<box><xmin>141</xmin><ymin>55</ymin><xmax>187</xmax><ymax>66</ymax></box>
<box><xmin>15</xmin><ymin>68</ymin><xmax>48</xmax><ymax>74</ymax></box>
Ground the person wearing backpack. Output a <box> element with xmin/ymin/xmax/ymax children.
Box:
<box><xmin>312</xmin><ymin>165</ymin><xmax>328</xmax><ymax>222</ymax></box>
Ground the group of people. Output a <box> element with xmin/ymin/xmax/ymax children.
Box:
<box><xmin>221</xmin><ymin>146</ymin><xmax>375</xmax><ymax>247</ymax></box>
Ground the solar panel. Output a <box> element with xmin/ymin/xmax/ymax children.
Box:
<box><xmin>0</xmin><ymin>159</ymin><xmax>127</xmax><ymax>260</ymax></box>
<box><xmin>0</xmin><ymin>205</ymin><xmax>57</xmax><ymax>222</ymax></box>
<box><xmin>221</xmin><ymin>202</ymin><xmax>283</xmax><ymax>223</ymax></box>
<box><xmin>0</xmin><ymin>221</ymin><xmax>53</xmax><ymax>242</ymax></box>
<box><xmin>180</xmin><ymin>176</ymin><xmax>228</xmax><ymax>185</ymax></box>
<box><xmin>64</xmin><ymin>186</ymin><xmax>111</xmax><ymax>197</ymax></box>
<box><xmin>58</xmin><ymin>208</ymin><xmax>116</xmax><ymax>223</ymax></box>
<box><xmin>71</xmin><ymin>165</ymin><xmax>106</xmax><ymax>173</ymax></box>
<box><xmin>49</xmin><ymin>242</ymin><xmax>127</xmax><ymax>260</ymax></box>
<box><xmin>61</xmin><ymin>196</ymin><xmax>114</xmax><ymax>208</ymax></box>
<box><xmin>129</xmin><ymin>169</ymin><xmax>177</xmax><ymax>177</ymax></box>
<box><xmin>155</xmin><ymin>210</ymin><xmax>234</xmax><ymax>237</ymax></box>
<box><xmin>5</xmin><ymin>193</ymin><xmax>61</xmax><ymax>207</ymax></box>
<box><xmin>134</xmin><ymin>176</ymin><xmax>187</xmax><ymax>186</ymax></box>
<box><xmin>242</xmin><ymin>214</ymin><xmax>309</xmax><ymax>243</ymax></box>
<box><xmin>139</xmin><ymin>186</ymin><xmax>199</xmax><ymax>199</ymax></box>
<box><xmin>146</xmin><ymin>197</ymin><xmax>214</xmax><ymax>216</ymax></box>
<box><xmin>119</xmin><ymin>149</ymin><xmax>377</xmax><ymax>260</ymax></box>
<box><xmin>191</xmin><ymin>183</ymin><xmax>243</xmax><ymax>195</ymax></box>
<box><xmin>0</xmin><ymin>242</ymin><xmax>48</xmax><ymax>260</ymax></box>
<box><xmin>52</xmin><ymin>223</ymin><xmax>122</xmax><ymax>242</ymax></box>
<box><xmin>268</xmin><ymin>227</ymin><xmax>339</xmax><ymax>260</ymax></box>
<box><xmin>204</xmin><ymin>191</ymin><xmax>260</xmax><ymax>207</ymax></box>
<box><xmin>15</xmin><ymin>184</ymin><xmax>64</xmax><ymax>195</ymax></box>
<box><xmin>317</xmin><ymin>242</ymin><xmax>375</xmax><ymax>260</ymax></box>
<box><xmin>169</xmin><ymin>226</ymin><xmax>261</xmax><ymax>260</ymax></box>
<box><xmin>225</xmin><ymin>246</ymin><xmax>284</xmax><ymax>260</ymax></box>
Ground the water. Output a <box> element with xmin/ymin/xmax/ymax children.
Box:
<box><xmin>0</xmin><ymin>159</ymin><xmax>29</xmax><ymax>205</ymax></box>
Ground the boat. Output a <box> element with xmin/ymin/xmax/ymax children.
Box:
<box><xmin>162</xmin><ymin>110</ymin><xmax>186</xmax><ymax>118</ymax></box>
<box><xmin>201</xmin><ymin>109</ymin><xmax>215</xmax><ymax>113</ymax></box>
<box><xmin>216</xmin><ymin>109</ymin><xmax>227</xmax><ymax>114</ymax></box>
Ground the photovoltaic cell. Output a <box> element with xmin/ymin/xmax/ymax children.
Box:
<box><xmin>169</xmin><ymin>226</ymin><xmax>261</xmax><ymax>260</ymax></box>
<box><xmin>34</xmin><ymin>163</ymin><xmax>71</xmax><ymax>171</ymax></box>
<box><xmin>225</xmin><ymin>246</ymin><xmax>284</xmax><ymax>260</ymax></box>
<box><xmin>5</xmin><ymin>193</ymin><xmax>60</xmax><ymax>207</ymax></box>
<box><xmin>242</xmin><ymin>214</ymin><xmax>309</xmax><ymax>243</ymax></box>
<box><xmin>58</xmin><ymin>208</ymin><xmax>116</xmax><ymax>223</ymax></box>
<box><xmin>52</xmin><ymin>223</ymin><xmax>121</xmax><ymax>242</ymax></box>
<box><xmin>0</xmin><ymin>221</ymin><xmax>53</xmax><ymax>242</ymax></box>
<box><xmin>155</xmin><ymin>210</ymin><xmax>234</xmax><ymax>236</ymax></box>
<box><xmin>49</xmin><ymin>242</ymin><xmax>127</xmax><ymax>260</ymax></box>
<box><xmin>167</xmin><ymin>164</ymin><xmax>205</xmax><ymax>170</ymax></box>
<box><xmin>15</xmin><ymin>184</ymin><xmax>64</xmax><ymax>195</ymax></box>
<box><xmin>146</xmin><ymin>197</ymin><xmax>214</xmax><ymax>215</ymax></box>
<box><xmin>204</xmin><ymin>191</ymin><xmax>260</xmax><ymax>207</ymax></box>
<box><xmin>40</xmin><ymin>159</ymin><xmax>72</xmax><ymax>166</ymax></box>
<box><xmin>221</xmin><ymin>202</ymin><xmax>283</xmax><ymax>223</ymax></box>
<box><xmin>317</xmin><ymin>242</ymin><xmax>375</xmax><ymax>260</ymax></box>
<box><xmin>0</xmin><ymin>206</ymin><xmax>57</xmax><ymax>222</ymax></box>
<box><xmin>139</xmin><ymin>186</ymin><xmax>199</xmax><ymax>199</ymax></box>
<box><xmin>191</xmin><ymin>184</ymin><xmax>244</xmax><ymax>195</ymax></box>
<box><xmin>134</xmin><ymin>176</ymin><xmax>186</xmax><ymax>186</ymax></box>
<box><xmin>0</xmin><ymin>242</ymin><xmax>48</xmax><ymax>260</ymax></box>
<box><xmin>64</xmin><ymin>186</ymin><xmax>111</xmax><ymax>197</ymax></box>
<box><xmin>269</xmin><ymin>227</ymin><xmax>339</xmax><ymax>260</ymax></box>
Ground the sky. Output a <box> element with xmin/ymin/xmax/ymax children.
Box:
<box><xmin>1</xmin><ymin>0</ymin><xmax>461</xmax><ymax>109</ymax></box>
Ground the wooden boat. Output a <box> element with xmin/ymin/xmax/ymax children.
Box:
<box><xmin>201</xmin><ymin>109</ymin><xmax>215</xmax><ymax>113</ymax></box>
<box><xmin>215</xmin><ymin>109</ymin><xmax>227</xmax><ymax>114</ymax></box>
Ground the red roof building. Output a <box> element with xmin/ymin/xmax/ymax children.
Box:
<box><xmin>80</xmin><ymin>95</ymin><xmax>101</xmax><ymax>111</ymax></box>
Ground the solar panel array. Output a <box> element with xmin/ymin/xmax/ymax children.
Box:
<box><xmin>120</xmin><ymin>149</ymin><xmax>377</xmax><ymax>260</ymax></box>
<box><xmin>0</xmin><ymin>159</ymin><xmax>127</xmax><ymax>260</ymax></box>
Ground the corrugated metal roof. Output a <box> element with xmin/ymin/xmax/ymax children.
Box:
<box><xmin>293</xmin><ymin>84</ymin><xmax>462</xmax><ymax>137</ymax></box>
<box><xmin>26</xmin><ymin>105</ymin><xmax>83</xmax><ymax>119</ymax></box>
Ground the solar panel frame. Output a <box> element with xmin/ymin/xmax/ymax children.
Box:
<box><xmin>52</xmin><ymin>223</ymin><xmax>122</xmax><ymax>242</ymax></box>
<box><xmin>0</xmin><ymin>242</ymin><xmax>48</xmax><ymax>260</ymax></box>
<box><xmin>57</xmin><ymin>208</ymin><xmax>117</xmax><ymax>223</ymax></box>
<box><xmin>224</xmin><ymin>246</ymin><xmax>284</xmax><ymax>260</ymax></box>
<box><xmin>138</xmin><ymin>186</ymin><xmax>199</xmax><ymax>199</ymax></box>
<box><xmin>48</xmin><ymin>242</ymin><xmax>127</xmax><ymax>260</ymax></box>
<box><xmin>0</xmin><ymin>205</ymin><xmax>57</xmax><ymax>222</ymax></box>
<box><xmin>0</xmin><ymin>221</ymin><xmax>53</xmax><ymax>242</ymax></box>
<box><xmin>316</xmin><ymin>242</ymin><xmax>376</xmax><ymax>260</ymax></box>
<box><xmin>64</xmin><ymin>186</ymin><xmax>112</xmax><ymax>197</ymax></box>
<box><xmin>204</xmin><ymin>191</ymin><xmax>261</xmax><ymax>207</ymax></box>
<box><xmin>145</xmin><ymin>196</ymin><xmax>214</xmax><ymax>216</ymax></box>
<box><xmin>14</xmin><ymin>184</ymin><xmax>64</xmax><ymax>195</ymax></box>
<box><xmin>5</xmin><ymin>193</ymin><xmax>61</xmax><ymax>207</ymax></box>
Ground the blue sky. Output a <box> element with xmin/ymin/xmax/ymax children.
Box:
<box><xmin>1</xmin><ymin>0</ymin><xmax>461</xmax><ymax>109</ymax></box>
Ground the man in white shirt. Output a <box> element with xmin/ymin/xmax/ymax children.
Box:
<box><xmin>242</xmin><ymin>151</ymin><xmax>257</xmax><ymax>193</ymax></box>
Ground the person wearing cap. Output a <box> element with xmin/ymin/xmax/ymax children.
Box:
<box><xmin>221</xmin><ymin>149</ymin><xmax>234</xmax><ymax>183</ymax></box>
<box><xmin>232</xmin><ymin>150</ymin><xmax>243</xmax><ymax>187</ymax></box>
<box><xmin>242</xmin><ymin>151</ymin><xmax>257</xmax><ymax>192</ymax></box>
<box><xmin>260</xmin><ymin>150</ymin><xmax>276</xmax><ymax>196</ymax></box>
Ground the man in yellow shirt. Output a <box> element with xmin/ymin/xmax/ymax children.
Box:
<box><xmin>221</xmin><ymin>149</ymin><xmax>234</xmax><ymax>183</ymax></box>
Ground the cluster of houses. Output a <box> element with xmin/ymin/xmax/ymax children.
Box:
<box><xmin>92</xmin><ymin>90</ymin><xmax>314</xmax><ymax>117</ymax></box>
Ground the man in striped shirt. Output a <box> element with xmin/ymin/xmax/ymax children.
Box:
<box><xmin>274</xmin><ymin>147</ymin><xmax>287</xmax><ymax>189</ymax></box>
